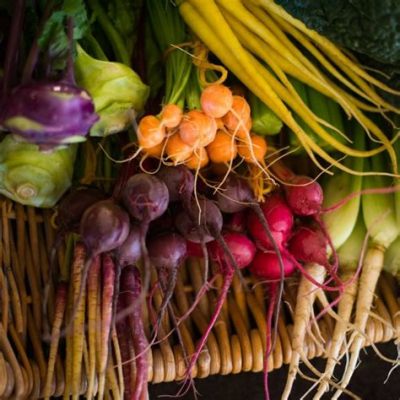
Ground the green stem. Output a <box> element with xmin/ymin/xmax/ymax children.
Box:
<box><xmin>103</xmin><ymin>139</ymin><xmax>112</xmax><ymax>193</ymax></box>
<box><xmin>87</xmin><ymin>0</ymin><xmax>130</xmax><ymax>65</ymax></box>
<box><xmin>185</xmin><ymin>68</ymin><xmax>201</xmax><ymax>110</ymax></box>
<box><xmin>83</xmin><ymin>34</ymin><xmax>109</xmax><ymax>61</ymax></box>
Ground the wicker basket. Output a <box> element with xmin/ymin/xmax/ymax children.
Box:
<box><xmin>0</xmin><ymin>199</ymin><xmax>399</xmax><ymax>398</ymax></box>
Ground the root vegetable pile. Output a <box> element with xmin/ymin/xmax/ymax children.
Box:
<box><xmin>1</xmin><ymin>1</ymin><xmax>400</xmax><ymax>400</ymax></box>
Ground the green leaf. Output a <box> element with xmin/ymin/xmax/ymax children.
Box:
<box><xmin>64</xmin><ymin>0</ymin><xmax>89</xmax><ymax>40</ymax></box>
<box><xmin>106</xmin><ymin>0</ymin><xmax>142</xmax><ymax>57</ymax></box>
<box><xmin>37</xmin><ymin>1</ymin><xmax>89</xmax><ymax>72</ymax></box>
<box><xmin>276</xmin><ymin>0</ymin><xmax>400</xmax><ymax>65</ymax></box>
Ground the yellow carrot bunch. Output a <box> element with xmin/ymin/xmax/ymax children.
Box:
<box><xmin>176</xmin><ymin>0</ymin><xmax>400</xmax><ymax>175</ymax></box>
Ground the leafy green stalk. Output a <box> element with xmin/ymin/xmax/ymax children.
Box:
<box><xmin>362</xmin><ymin>152</ymin><xmax>399</xmax><ymax>249</ymax></box>
<box><xmin>322</xmin><ymin>122</ymin><xmax>364</xmax><ymax>248</ymax></box>
<box><xmin>249</xmin><ymin>91</ymin><xmax>282</xmax><ymax>136</ymax></box>
<box><xmin>185</xmin><ymin>68</ymin><xmax>202</xmax><ymax>110</ymax></box>
<box><xmin>337</xmin><ymin>216</ymin><xmax>367</xmax><ymax>273</ymax></box>
<box><xmin>105</xmin><ymin>0</ymin><xmax>143</xmax><ymax>59</ymax></box>
<box><xmin>87</xmin><ymin>0</ymin><xmax>130</xmax><ymax>65</ymax></box>
<box><xmin>146</xmin><ymin>0</ymin><xmax>192</xmax><ymax>107</ymax></box>
<box><xmin>384</xmin><ymin>236</ymin><xmax>400</xmax><ymax>279</ymax></box>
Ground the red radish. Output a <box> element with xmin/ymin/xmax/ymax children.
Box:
<box><xmin>120</xmin><ymin>267</ymin><xmax>149</xmax><ymax>400</ymax></box>
<box><xmin>249</xmin><ymin>250</ymin><xmax>296</xmax><ymax>400</ymax></box>
<box><xmin>180</xmin><ymin>231</ymin><xmax>255</xmax><ymax>393</ymax></box>
<box><xmin>200</xmin><ymin>84</ymin><xmax>233</xmax><ymax>118</ymax></box>
<box><xmin>147</xmin><ymin>233</ymin><xmax>187</xmax><ymax>331</ymax></box>
<box><xmin>282</xmin><ymin>229</ymin><xmax>346</xmax><ymax>399</ymax></box>
<box><xmin>250</xmin><ymin>250</ymin><xmax>296</xmax><ymax>281</ymax></box>
<box><xmin>289</xmin><ymin>226</ymin><xmax>329</xmax><ymax>267</ymax></box>
<box><xmin>288</xmin><ymin>225</ymin><xmax>341</xmax><ymax>285</ymax></box>
<box><xmin>269</xmin><ymin>156</ymin><xmax>323</xmax><ymax>217</ymax></box>
<box><xmin>122</xmin><ymin>173</ymin><xmax>169</xmax><ymax>305</ymax></box>
<box><xmin>216</xmin><ymin>176</ymin><xmax>293</xmax><ymax>254</ymax></box>
<box><xmin>216</xmin><ymin>176</ymin><xmax>290</xmax><ymax>394</ymax></box>
<box><xmin>208</xmin><ymin>232</ymin><xmax>256</xmax><ymax>269</ymax></box>
<box><xmin>284</xmin><ymin>175</ymin><xmax>323</xmax><ymax>216</ymax></box>
<box><xmin>247</xmin><ymin>194</ymin><xmax>294</xmax><ymax>250</ymax></box>
<box><xmin>215</xmin><ymin>176</ymin><xmax>291</xmax><ymax>281</ymax></box>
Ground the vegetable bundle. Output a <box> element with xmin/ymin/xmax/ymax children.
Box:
<box><xmin>1</xmin><ymin>1</ymin><xmax>400</xmax><ymax>400</ymax></box>
<box><xmin>176</xmin><ymin>0</ymin><xmax>399</xmax><ymax>175</ymax></box>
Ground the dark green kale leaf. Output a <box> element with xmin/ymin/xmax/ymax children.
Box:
<box><xmin>276</xmin><ymin>0</ymin><xmax>400</xmax><ymax>65</ymax></box>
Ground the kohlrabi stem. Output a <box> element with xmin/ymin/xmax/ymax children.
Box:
<box><xmin>21</xmin><ymin>0</ymin><xmax>53</xmax><ymax>84</ymax></box>
<box><xmin>65</xmin><ymin>17</ymin><xmax>75</xmax><ymax>84</ymax></box>
<box><xmin>2</xmin><ymin>0</ymin><xmax>25</xmax><ymax>96</ymax></box>
<box><xmin>87</xmin><ymin>0</ymin><xmax>130</xmax><ymax>65</ymax></box>
<box><xmin>84</xmin><ymin>34</ymin><xmax>109</xmax><ymax>61</ymax></box>
<box><xmin>103</xmin><ymin>140</ymin><xmax>113</xmax><ymax>193</ymax></box>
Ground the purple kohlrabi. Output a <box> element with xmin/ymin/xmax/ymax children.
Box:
<box><xmin>0</xmin><ymin>81</ymin><xmax>98</xmax><ymax>149</ymax></box>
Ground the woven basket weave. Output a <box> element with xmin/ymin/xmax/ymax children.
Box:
<box><xmin>0</xmin><ymin>199</ymin><xmax>399</xmax><ymax>398</ymax></box>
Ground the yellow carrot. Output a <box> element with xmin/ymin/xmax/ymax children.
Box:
<box><xmin>256</xmin><ymin>0</ymin><xmax>400</xmax><ymax>96</ymax></box>
<box><xmin>71</xmin><ymin>243</ymin><xmax>86</xmax><ymax>400</ymax></box>
<box><xmin>86</xmin><ymin>256</ymin><xmax>100</xmax><ymax>400</ymax></box>
<box><xmin>43</xmin><ymin>283</ymin><xmax>68</xmax><ymax>400</ymax></box>
<box><xmin>178</xmin><ymin>0</ymin><xmax>398</xmax><ymax>174</ymax></box>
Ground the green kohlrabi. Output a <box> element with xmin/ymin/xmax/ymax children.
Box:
<box><xmin>74</xmin><ymin>45</ymin><xmax>149</xmax><ymax>137</ymax></box>
<box><xmin>0</xmin><ymin>134</ymin><xmax>77</xmax><ymax>207</ymax></box>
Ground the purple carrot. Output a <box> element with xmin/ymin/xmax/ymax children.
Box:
<box><xmin>97</xmin><ymin>253</ymin><xmax>116</xmax><ymax>399</ymax></box>
<box><xmin>120</xmin><ymin>267</ymin><xmax>149</xmax><ymax>400</ymax></box>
